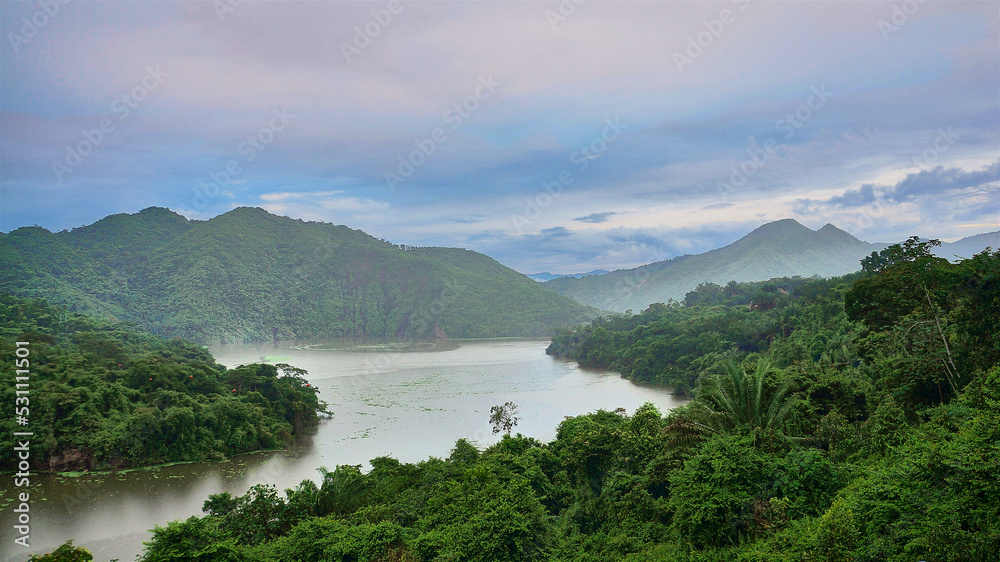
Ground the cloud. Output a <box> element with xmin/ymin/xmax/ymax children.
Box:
<box><xmin>259</xmin><ymin>190</ymin><xmax>343</xmax><ymax>202</ymax></box>
<box><xmin>1</xmin><ymin>1</ymin><xmax>997</xmax><ymax>273</ymax></box>
<box><xmin>825</xmin><ymin>183</ymin><xmax>879</xmax><ymax>208</ymax></box>
<box><xmin>448</xmin><ymin>215</ymin><xmax>486</xmax><ymax>224</ymax></box>
<box><xmin>539</xmin><ymin>226</ymin><xmax>573</xmax><ymax>239</ymax></box>
<box><xmin>574</xmin><ymin>211</ymin><xmax>617</xmax><ymax>223</ymax></box>
<box><xmin>890</xmin><ymin>161</ymin><xmax>1000</xmax><ymax>202</ymax></box>
<box><xmin>798</xmin><ymin>160</ymin><xmax>999</xmax><ymax>211</ymax></box>
<box><xmin>461</xmin><ymin>221</ymin><xmax>760</xmax><ymax>273</ymax></box>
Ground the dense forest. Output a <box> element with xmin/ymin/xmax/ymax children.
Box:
<box><xmin>34</xmin><ymin>237</ymin><xmax>995</xmax><ymax>561</ymax></box>
<box><xmin>0</xmin><ymin>293</ymin><xmax>325</xmax><ymax>472</ymax></box>
<box><xmin>548</xmin><ymin>272</ymin><xmax>861</xmax><ymax>395</ymax></box>
<box><xmin>0</xmin><ymin>207</ymin><xmax>597</xmax><ymax>343</ymax></box>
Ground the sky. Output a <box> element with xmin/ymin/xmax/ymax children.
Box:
<box><xmin>1</xmin><ymin>0</ymin><xmax>998</xmax><ymax>274</ymax></box>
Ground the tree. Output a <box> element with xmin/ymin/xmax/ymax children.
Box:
<box><xmin>667</xmin><ymin>434</ymin><xmax>772</xmax><ymax>548</ymax></box>
<box><xmin>29</xmin><ymin>541</ymin><xmax>93</xmax><ymax>562</ymax></box>
<box><xmin>671</xmin><ymin>359</ymin><xmax>798</xmax><ymax>449</ymax></box>
<box><xmin>315</xmin><ymin>465</ymin><xmax>369</xmax><ymax>517</ymax></box>
<box><xmin>140</xmin><ymin>516</ymin><xmax>241</xmax><ymax>562</ymax></box>
<box><xmin>860</xmin><ymin>236</ymin><xmax>940</xmax><ymax>275</ymax></box>
<box><xmin>489</xmin><ymin>401</ymin><xmax>520</xmax><ymax>435</ymax></box>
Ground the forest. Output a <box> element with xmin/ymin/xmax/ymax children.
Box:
<box><xmin>0</xmin><ymin>294</ymin><xmax>325</xmax><ymax>472</ymax></box>
<box><xmin>0</xmin><ymin>207</ymin><xmax>597</xmax><ymax>343</ymax></box>
<box><xmin>27</xmin><ymin>238</ymin><xmax>1000</xmax><ymax>561</ymax></box>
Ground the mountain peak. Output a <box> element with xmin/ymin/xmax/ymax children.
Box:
<box><xmin>1</xmin><ymin>206</ymin><xmax>598</xmax><ymax>342</ymax></box>
<box><xmin>137</xmin><ymin>206</ymin><xmax>187</xmax><ymax>220</ymax></box>
<box><xmin>816</xmin><ymin>222</ymin><xmax>863</xmax><ymax>242</ymax></box>
<box><xmin>63</xmin><ymin>206</ymin><xmax>192</xmax><ymax>257</ymax></box>
<box><xmin>746</xmin><ymin>219</ymin><xmax>812</xmax><ymax>238</ymax></box>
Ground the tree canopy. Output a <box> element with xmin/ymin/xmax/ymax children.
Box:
<box><xmin>0</xmin><ymin>293</ymin><xmax>326</xmax><ymax>471</ymax></box>
<box><xmin>31</xmin><ymin>243</ymin><xmax>1000</xmax><ymax>561</ymax></box>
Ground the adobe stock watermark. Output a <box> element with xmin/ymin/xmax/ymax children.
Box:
<box><xmin>51</xmin><ymin>65</ymin><xmax>168</xmax><ymax>182</ymax></box>
<box><xmin>545</xmin><ymin>0</ymin><xmax>587</xmax><ymax>31</ymax></box>
<box><xmin>673</xmin><ymin>0</ymin><xmax>750</xmax><ymax>73</ymax></box>
<box><xmin>6</xmin><ymin>0</ymin><xmax>71</xmax><ymax>54</ymax></box>
<box><xmin>511</xmin><ymin>117</ymin><xmax>627</xmax><ymax>235</ymax></box>
<box><xmin>213</xmin><ymin>0</ymin><xmax>244</xmax><ymax>21</ymax></box>
<box><xmin>192</xmin><ymin>107</ymin><xmax>296</xmax><ymax>210</ymax></box>
<box><xmin>341</xmin><ymin>0</ymin><xmax>407</xmax><ymax>63</ymax></box>
<box><xmin>878</xmin><ymin>0</ymin><xmax>928</xmax><ymax>41</ymax></box>
<box><xmin>383</xmin><ymin>74</ymin><xmax>500</xmax><ymax>191</ymax></box>
<box><xmin>715</xmin><ymin>85</ymin><xmax>832</xmax><ymax>201</ymax></box>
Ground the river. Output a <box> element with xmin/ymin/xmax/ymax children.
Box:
<box><xmin>1</xmin><ymin>339</ymin><xmax>686</xmax><ymax>561</ymax></box>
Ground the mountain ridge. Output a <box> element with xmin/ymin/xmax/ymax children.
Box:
<box><xmin>544</xmin><ymin>219</ymin><xmax>999</xmax><ymax>313</ymax></box>
<box><xmin>527</xmin><ymin>269</ymin><xmax>610</xmax><ymax>282</ymax></box>
<box><xmin>0</xmin><ymin>207</ymin><xmax>598</xmax><ymax>343</ymax></box>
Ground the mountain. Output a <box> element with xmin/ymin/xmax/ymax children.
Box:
<box><xmin>0</xmin><ymin>207</ymin><xmax>598</xmax><ymax>343</ymax></box>
<box><xmin>526</xmin><ymin>270</ymin><xmax>610</xmax><ymax>282</ymax></box>
<box><xmin>934</xmin><ymin>231</ymin><xmax>1000</xmax><ymax>261</ymax></box>
<box><xmin>544</xmin><ymin>219</ymin><xmax>882</xmax><ymax>312</ymax></box>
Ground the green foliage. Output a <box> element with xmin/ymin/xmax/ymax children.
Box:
<box><xmin>0</xmin><ymin>293</ymin><xmax>324</xmax><ymax>471</ymax></box>
<box><xmin>691</xmin><ymin>359</ymin><xmax>798</xmax><ymax>444</ymax></box>
<box><xmin>847</xmin><ymin>245</ymin><xmax>999</xmax><ymax>410</ymax></box>
<box><xmin>141</xmin><ymin>516</ymin><xmax>242</xmax><ymax>562</ymax></box>
<box><xmin>43</xmin><ymin>241</ymin><xmax>998</xmax><ymax>562</ymax></box>
<box><xmin>860</xmin><ymin>235</ymin><xmax>940</xmax><ymax>275</ymax></box>
<box><xmin>770</xmin><ymin>448</ymin><xmax>844</xmax><ymax>519</ymax></box>
<box><xmin>139</xmin><ymin>355</ymin><xmax>998</xmax><ymax>561</ymax></box>
<box><xmin>209</xmin><ymin>484</ymin><xmax>295</xmax><ymax>545</ymax></box>
<box><xmin>257</xmin><ymin>518</ymin><xmax>412</xmax><ymax>562</ymax></box>
<box><xmin>0</xmin><ymin>207</ymin><xmax>598</xmax><ymax>343</ymax></box>
<box><xmin>29</xmin><ymin>541</ymin><xmax>93</xmax><ymax>562</ymax></box>
<box><xmin>414</xmin><ymin>464</ymin><xmax>553</xmax><ymax>560</ymax></box>
<box><xmin>667</xmin><ymin>434</ymin><xmax>773</xmax><ymax>548</ymax></box>
<box><xmin>316</xmin><ymin>465</ymin><xmax>370</xmax><ymax>517</ymax></box>
<box><xmin>490</xmin><ymin>401</ymin><xmax>521</xmax><ymax>435</ymax></box>
<box><xmin>548</xmin><ymin>275</ymin><xmax>861</xmax><ymax>393</ymax></box>
<box><xmin>809</xmin><ymin>371</ymin><xmax>1000</xmax><ymax>561</ymax></box>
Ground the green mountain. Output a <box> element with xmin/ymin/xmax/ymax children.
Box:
<box><xmin>544</xmin><ymin>219</ymin><xmax>882</xmax><ymax>312</ymax></box>
<box><xmin>0</xmin><ymin>207</ymin><xmax>597</xmax><ymax>343</ymax></box>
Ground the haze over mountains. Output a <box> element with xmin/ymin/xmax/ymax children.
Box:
<box><xmin>0</xmin><ymin>207</ymin><xmax>597</xmax><ymax>344</ymax></box>
<box><xmin>2</xmin><ymin>209</ymin><xmax>995</xmax><ymax>342</ymax></box>
<box><xmin>526</xmin><ymin>270</ymin><xmax>610</xmax><ymax>283</ymax></box>
<box><xmin>543</xmin><ymin>219</ymin><xmax>999</xmax><ymax>313</ymax></box>
<box><xmin>932</xmin><ymin>231</ymin><xmax>1000</xmax><ymax>262</ymax></box>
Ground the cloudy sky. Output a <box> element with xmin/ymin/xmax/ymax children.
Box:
<box><xmin>2</xmin><ymin>0</ymin><xmax>998</xmax><ymax>273</ymax></box>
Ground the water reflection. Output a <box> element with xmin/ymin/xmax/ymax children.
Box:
<box><xmin>1</xmin><ymin>339</ymin><xmax>685</xmax><ymax>561</ymax></box>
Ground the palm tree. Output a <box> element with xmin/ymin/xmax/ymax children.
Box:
<box><xmin>663</xmin><ymin>359</ymin><xmax>798</xmax><ymax>449</ymax></box>
<box><xmin>314</xmin><ymin>465</ymin><xmax>369</xmax><ymax>517</ymax></box>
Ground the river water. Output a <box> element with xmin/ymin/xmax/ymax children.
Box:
<box><xmin>1</xmin><ymin>339</ymin><xmax>685</xmax><ymax>561</ymax></box>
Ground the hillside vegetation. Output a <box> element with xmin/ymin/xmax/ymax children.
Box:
<box><xmin>0</xmin><ymin>293</ymin><xmax>325</xmax><ymax>471</ymax></box>
<box><xmin>100</xmin><ymin>238</ymin><xmax>998</xmax><ymax>561</ymax></box>
<box><xmin>0</xmin><ymin>207</ymin><xmax>597</xmax><ymax>344</ymax></box>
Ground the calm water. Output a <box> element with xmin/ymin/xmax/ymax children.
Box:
<box><xmin>1</xmin><ymin>339</ymin><xmax>685</xmax><ymax>561</ymax></box>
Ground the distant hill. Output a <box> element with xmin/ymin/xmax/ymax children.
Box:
<box><xmin>544</xmin><ymin>220</ymin><xmax>1000</xmax><ymax>313</ymax></box>
<box><xmin>526</xmin><ymin>270</ymin><xmax>609</xmax><ymax>282</ymax></box>
<box><xmin>544</xmin><ymin>219</ymin><xmax>883</xmax><ymax>312</ymax></box>
<box><xmin>0</xmin><ymin>207</ymin><xmax>598</xmax><ymax>343</ymax></box>
<box><xmin>934</xmin><ymin>231</ymin><xmax>999</xmax><ymax>261</ymax></box>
